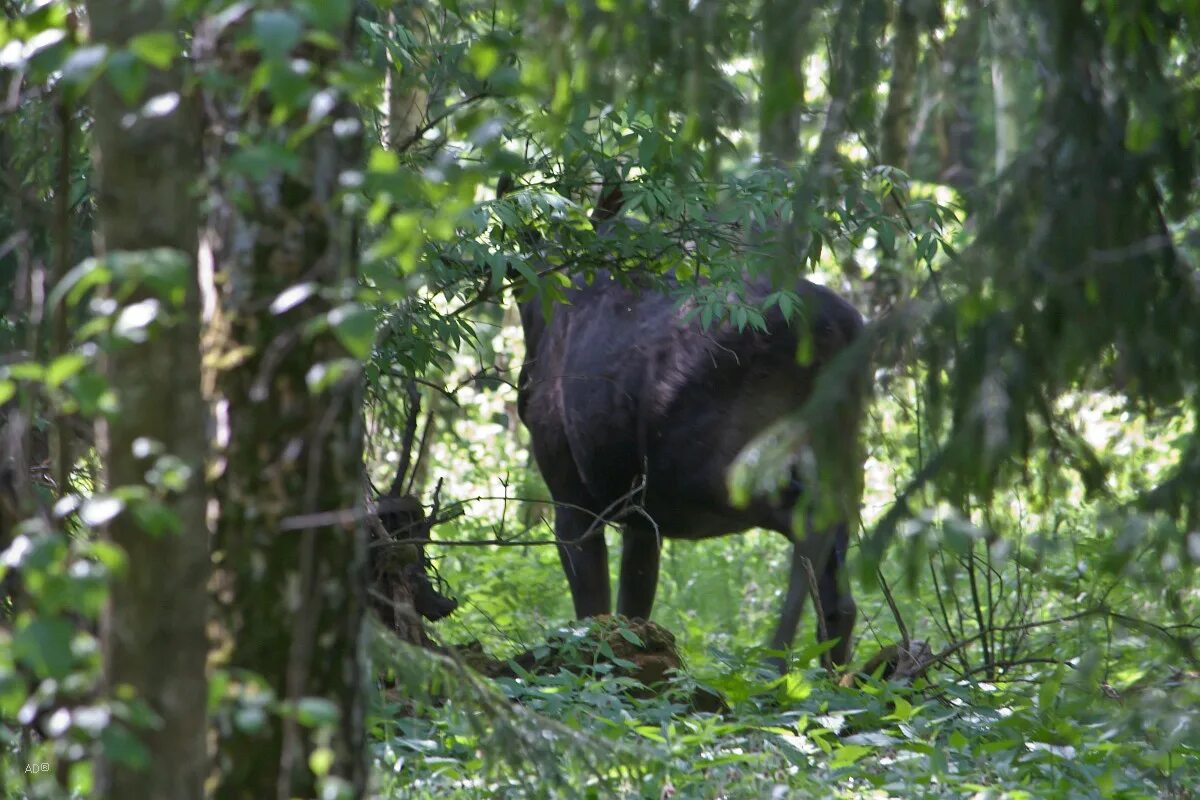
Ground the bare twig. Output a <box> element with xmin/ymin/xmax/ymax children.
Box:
<box><xmin>390</xmin><ymin>379</ymin><xmax>421</xmax><ymax>496</ymax></box>
<box><xmin>965</xmin><ymin>657</ymin><xmax>1075</xmax><ymax>677</ymax></box>
<box><xmin>799</xmin><ymin>556</ymin><xmax>838</xmax><ymax>676</ymax></box>
<box><xmin>282</xmin><ymin>488</ymin><xmax>649</xmax><ymax>543</ymax></box>
<box><xmin>393</xmin><ymin>92</ymin><xmax>489</xmax><ymax>153</ymax></box>
<box><xmin>876</xmin><ymin>567</ymin><xmax>910</xmax><ymax>647</ymax></box>
<box><xmin>928</xmin><ymin>606</ymin><xmax>1200</xmax><ymax>673</ymax></box>
<box><xmin>964</xmin><ymin>533</ymin><xmax>994</xmax><ymax>680</ymax></box>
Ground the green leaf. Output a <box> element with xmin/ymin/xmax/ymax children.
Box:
<box><xmin>305</xmin><ymin>359</ymin><xmax>357</xmax><ymax>394</ymax></box>
<box><xmin>19</xmin><ymin>1</ymin><xmax>69</xmax><ymax>35</ymax></box>
<box><xmin>1125</xmin><ymin>114</ymin><xmax>1160</xmax><ymax>153</ymax></box>
<box><xmin>328</xmin><ymin>304</ymin><xmax>376</xmax><ymax>360</ymax></box>
<box><xmin>1038</xmin><ymin>665</ymin><xmax>1066</xmax><ymax>713</ymax></box>
<box><xmin>127</xmin><ymin>31</ymin><xmax>177</xmax><ymax>70</ymax></box>
<box><xmin>60</xmin><ymin>44</ymin><xmax>108</xmax><ymax>92</ymax></box>
<box><xmin>309</xmin><ymin>747</ymin><xmax>335</xmax><ymax>777</ymax></box>
<box><xmin>207</xmin><ymin>669</ymin><xmax>231</xmax><ymax>713</ymax></box>
<box><xmin>4</xmin><ymin>362</ymin><xmax>45</xmax><ymax>381</ymax></box>
<box><xmin>253</xmin><ymin>9</ymin><xmax>304</xmax><ymax>60</ymax></box>
<box><xmin>511</xmin><ymin>258</ymin><xmax>540</xmax><ymax>288</ymax></box>
<box><xmin>842</xmin><ymin>732</ymin><xmax>900</xmax><ymax>747</ymax></box>
<box><xmin>487</xmin><ymin>252</ymin><xmax>508</xmax><ymax>291</ymax></box>
<box><xmin>23</xmin><ymin>29</ymin><xmax>69</xmax><ymax>75</ymax></box>
<box><xmin>234</xmin><ymin>705</ymin><xmax>268</xmax><ymax>733</ymax></box>
<box><xmin>50</xmin><ymin>249</ymin><xmax>190</xmax><ymax>311</ymax></box>
<box><xmin>45</xmin><ymin>354</ymin><xmax>86</xmax><ymax>388</ymax></box>
<box><xmin>14</xmin><ymin>617</ymin><xmax>74</xmax><ymax>679</ymax></box>
<box><xmin>51</xmin><ymin>258</ymin><xmax>111</xmax><ymax>311</ymax></box>
<box><xmin>72</xmin><ymin>371</ymin><xmax>115</xmax><ymax>416</ymax></box>
<box><xmin>617</xmin><ymin>627</ymin><xmax>643</xmax><ymax>647</ymax></box>
<box><xmin>100</xmin><ymin>724</ymin><xmax>150</xmax><ymax>770</ymax></box>
<box><xmin>229</xmin><ymin>142</ymin><xmax>303</xmax><ymax>180</ymax></box>
<box><xmin>295</xmin><ymin>696</ymin><xmax>340</xmax><ymax>727</ymax></box>
<box><xmin>796</xmin><ymin>333</ymin><xmax>814</xmax><ymax>366</ymax></box>
<box><xmin>468</xmin><ymin>41</ymin><xmax>500</xmax><ymax>79</ymax></box>
<box><xmin>131</xmin><ymin>500</ymin><xmax>182</xmax><ymax>537</ymax></box>
<box><xmin>296</xmin><ymin>0</ymin><xmax>351</xmax><ymax>33</ymax></box>
<box><xmin>86</xmin><ymin>540</ymin><xmax>126</xmax><ymax>573</ymax></box>
<box><xmin>261</xmin><ymin>60</ymin><xmax>314</xmax><ymax>113</ymax></box>
<box><xmin>877</xmin><ymin>220</ymin><xmax>895</xmax><ymax>253</ymax></box>
<box><xmin>105</xmin><ymin>50</ymin><xmax>148</xmax><ymax>105</ymax></box>
<box><xmin>829</xmin><ymin>743</ymin><xmax>872</xmax><ymax>768</ymax></box>
<box><xmin>0</xmin><ymin>380</ymin><xmax>13</xmax><ymax>405</ymax></box>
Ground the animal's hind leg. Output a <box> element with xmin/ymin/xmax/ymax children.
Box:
<box><xmin>616</xmin><ymin>525</ymin><xmax>660</xmax><ymax>620</ymax></box>
<box><xmin>769</xmin><ymin>541</ymin><xmax>814</xmax><ymax>667</ymax></box>
<box><xmin>555</xmin><ymin>506</ymin><xmax>611</xmax><ymax>618</ymax></box>
<box><xmin>815</xmin><ymin>522</ymin><xmax>856</xmax><ymax>667</ymax></box>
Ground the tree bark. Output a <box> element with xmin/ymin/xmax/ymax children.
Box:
<box><xmin>989</xmin><ymin>0</ymin><xmax>1019</xmax><ymax>173</ymax></box>
<box><xmin>934</xmin><ymin>2</ymin><xmax>983</xmax><ymax>192</ymax></box>
<box><xmin>759</xmin><ymin>0</ymin><xmax>816</xmax><ymax>166</ymax></box>
<box><xmin>383</xmin><ymin>5</ymin><xmax>430</xmax><ymax>153</ymax></box>
<box><xmin>199</xmin><ymin>6</ymin><xmax>369</xmax><ymax>798</ymax></box>
<box><xmin>85</xmin><ymin>2</ymin><xmax>208</xmax><ymax>798</ymax></box>
<box><xmin>782</xmin><ymin>0</ymin><xmax>866</xmax><ymax>274</ymax></box>
<box><xmin>881</xmin><ymin>0</ymin><xmax>920</xmax><ymax>170</ymax></box>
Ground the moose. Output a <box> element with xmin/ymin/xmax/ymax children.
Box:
<box><xmin>510</xmin><ymin>182</ymin><xmax>866</xmax><ymax>668</ymax></box>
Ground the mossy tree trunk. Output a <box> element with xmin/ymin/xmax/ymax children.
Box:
<box><xmin>199</xmin><ymin>6</ymin><xmax>369</xmax><ymax>798</ymax></box>
<box><xmin>85</xmin><ymin>2</ymin><xmax>208</xmax><ymax>798</ymax></box>
<box><xmin>759</xmin><ymin>0</ymin><xmax>815</xmax><ymax>166</ymax></box>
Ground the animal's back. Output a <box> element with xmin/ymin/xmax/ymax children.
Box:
<box><xmin>518</xmin><ymin>272</ymin><xmax>862</xmax><ymax>537</ymax></box>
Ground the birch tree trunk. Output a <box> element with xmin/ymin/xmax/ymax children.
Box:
<box><xmin>86</xmin><ymin>2</ymin><xmax>208</xmax><ymax>798</ymax></box>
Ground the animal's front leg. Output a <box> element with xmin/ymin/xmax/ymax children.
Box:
<box><xmin>768</xmin><ymin>526</ymin><xmax>837</xmax><ymax>672</ymax></box>
<box><xmin>555</xmin><ymin>506</ymin><xmax>611</xmax><ymax>617</ymax></box>
<box><xmin>616</xmin><ymin>525</ymin><xmax>660</xmax><ymax>620</ymax></box>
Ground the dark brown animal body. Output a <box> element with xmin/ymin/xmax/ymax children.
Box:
<box><xmin>517</xmin><ymin>266</ymin><xmax>864</xmax><ymax>666</ymax></box>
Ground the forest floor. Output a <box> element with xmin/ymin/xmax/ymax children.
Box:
<box><xmin>371</xmin><ymin>612</ymin><xmax>1200</xmax><ymax>799</ymax></box>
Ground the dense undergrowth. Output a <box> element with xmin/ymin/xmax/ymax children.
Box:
<box><xmin>362</xmin><ymin>315</ymin><xmax>1199</xmax><ymax>799</ymax></box>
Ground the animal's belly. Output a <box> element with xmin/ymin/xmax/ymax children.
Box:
<box><xmin>638</xmin><ymin>499</ymin><xmax>761</xmax><ymax>539</ymax></box>
<box><xmin>634</xmin><ymin>453</ymin><xmax>776</xmax><ymax>540</ymax></box>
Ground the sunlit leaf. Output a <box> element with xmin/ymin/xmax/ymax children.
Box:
<box><xmin>127</xmin><ymin>30</ymin><xmax>177</xmax><ymax>70</ymax></box>
<box><xmin>328</xmin><ymin>304</ymin><xmax>376</xmax><ymax>360</ymax></box>
<box><xmin>45</xmin><ymin>354</ymin><xmax>86</xmax><ymax>388</ymax></box>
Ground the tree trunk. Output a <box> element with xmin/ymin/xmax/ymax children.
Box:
<box><xmin>86</xmin><ymin>2</ymin><xmax>208</xmax><ymax>798</ymax></box>
<box><xmin>881</xmin><ymin>0</ymin><xmax>920</xmax><ymax>170</ymax></box>
<box><xmin>934</xmin><ymin>2</ymin><xmax>983</xmax><ymax>192</ymax></box>
<box><xmin>989</xmin><ymin>0</ymin><xmax>1019</xmax><ymax>173</ymax></box>
<box><xmin>759</xmin><ymin>0</ymin><xmax>815</xmax><ymax>166</ymax></box>
<box><xmin>199</xmin><ymin>6</ymin><xmax>369</xmax><ymax>798</ymax></box>
<box><xmin>383</xmin><ymin>5</ymin><xmax>430</xmax><ymax>153</ymax></box>
<box><xmin>782</xmin><ymin>0</ymin><xmax>866</xmax><ymax>275</ymax></box>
